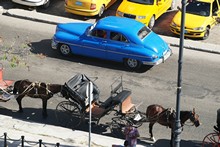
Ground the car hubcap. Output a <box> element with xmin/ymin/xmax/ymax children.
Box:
<box><xmin>127</xmin><ymin>59</ymin><xmax>138</xmax><ymax>68</ymax></box>
<box><xmin>61</xmin><ymin>45</ymin><xmax>70</xmax><ymax>55</ymax></box>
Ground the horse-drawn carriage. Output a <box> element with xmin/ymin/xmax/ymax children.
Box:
<box><xmin>55</xmin><ymin>73</ymin><xmax>146</xmax><ymax>130</ymax></box>
<box><xmin>0</xmin><ymin>71</ymin><xmax>201</xmax><ymax>145</ymax></box>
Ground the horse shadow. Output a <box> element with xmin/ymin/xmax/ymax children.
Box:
<box><xmin>0</xmin><ymin>106</ymin><xmax>122</xmax><ymax>139</ymax></box>
<box><xmin>30</xmin><ymin>39</ymin><xmax>153</xmax><ymax>73</ymax></box>
<box><xmin>153</xmin><ymin>138</ymin><xmax>202</xmax><ymax>147</ymax></box>
<box><xmin>0</xmin><ymin>106</ymin><xmax>58</xmax><ymax>125</ymax></box>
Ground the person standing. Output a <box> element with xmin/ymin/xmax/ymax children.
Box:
<box><xmin>124</xmin><ymin>125</ymin><xmax>140</xmax><ymax>147</ymax></box>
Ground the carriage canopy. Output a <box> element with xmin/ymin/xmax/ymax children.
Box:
<box><xmin>62</xmin><ymin>74</ymin><xmax>100</xmax><ymax>106</ymax></box>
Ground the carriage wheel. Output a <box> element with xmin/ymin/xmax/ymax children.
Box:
<box><xmin>55</xmin><ymin>101</ymin><xmax>84</xmax><ymax>129</ymax></box>
<box><xmin>110</xmin><ymin>117</ymin><xmax>128</xmax><ymax>137</ymax></box>
<box><xmin>202</xmin><ymin>132</ymin><xmax>220</xmax><ymax>147</ymax></box>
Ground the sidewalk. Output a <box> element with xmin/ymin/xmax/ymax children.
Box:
<box><xmin>3</xmin><ymin>8</ymin><xmax>220</xmax><ymax>55</ymax></box>
<box><xmin>0</xmin><ymin>114</ymin><xmax>150</xmax><ymax>147</ymax></box>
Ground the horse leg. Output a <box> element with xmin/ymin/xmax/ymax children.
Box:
<box><xmin>149</xmin><ymin>122</ymin><xmax>156</xmax><ymax>142</ymax></box>
<box><xmin>42</xmin><ymin>99</ymin><xmax>48</xmax><ymax>118</ymax></box>
<box><xmin>16</xmin><ymin>96</ymin><xmax>24</xmax><ymax>113</ymax></box>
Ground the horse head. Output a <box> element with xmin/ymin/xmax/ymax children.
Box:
<box><xmin>189</xmin><ymin>108</ymin><xmax>201</xmax><ymax>127</ymax></box>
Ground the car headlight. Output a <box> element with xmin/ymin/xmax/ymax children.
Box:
<box><xmin>152</xmin><ymin>55</ymin><xmax>158</xmax><ymax>59</ymax></box>
<box><xmin>193</xmin><ymin>27</ymin><xmax>204</xmax><ymax>31</ymax></box>
<box><xmin>170</xmin><ymin>22</ymin><xmax>177</xmax><ymax>27</ymax></box>
<box><xmin>137</xmin><ymin>16</ymin><xmax>146</xmax><ymax>19</ymax></box>
<box><xmin>117</xmin><ymin>11</ymin><xmax>124</xmax><ymax>16</ymax></box>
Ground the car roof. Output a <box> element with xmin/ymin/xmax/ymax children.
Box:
<box><xmin>95</xmin><ymin>16</ymin><xmax>144</xmax><ymax>35</ymax></box>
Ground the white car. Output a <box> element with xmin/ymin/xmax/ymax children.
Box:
<box><xmin>12</xmin><ymin>0</ymin><xmax>50</xmax><ymax>8</ymax></box>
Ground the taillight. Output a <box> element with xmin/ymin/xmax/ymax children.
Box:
<box><xmin>90</xmin><ymin>3</ymin><xmax>96</xmax><ymax>10</ymax></box>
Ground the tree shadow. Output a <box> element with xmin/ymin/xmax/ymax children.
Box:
<box><xmin>30</xmin><ymin>39</ymin><xmax>152</xmax><ymax>73</ymax></box>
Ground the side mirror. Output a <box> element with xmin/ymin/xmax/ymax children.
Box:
<box><xmin>157</xmin><ymin>0</ymin><xmax>163</xmax><ymax>5</ymax></box>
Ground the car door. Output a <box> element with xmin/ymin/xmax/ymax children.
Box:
<box><xmin>105</xmin><ymin>32</ymin><xmax>132</xmax><ymax>62</ymax></box>
<box><xmin>211</xmin><ymin>0</ymin><xmax>220</xmax><ymax>26</ymax></box>
<box><xmin>81</xmin><ymin>29</ymin><xmax>107</xmax><ymax>59</ymax></box>
<box><xmin>156</xmin><ymin>0</ymin><xmax>170</xmax><ymax>18</ymax></box>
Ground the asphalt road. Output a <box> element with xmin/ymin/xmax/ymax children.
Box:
<box><xmin>0</xmin><ymin>14</ymin><xmax>220</xmax><ymax>147</ymax></box>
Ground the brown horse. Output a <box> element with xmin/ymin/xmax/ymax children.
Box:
<box><xmin>146</xmin><ymin>104</ymin><xmax>200</xmax><ymax>147</ymax></box>
<box><xmin>13</xmin><ymin>79</ymin><xmax>63</xmax><ymax>118</ymax></box>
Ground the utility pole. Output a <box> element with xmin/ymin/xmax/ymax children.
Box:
<box><xmin>174</xmin><ymin>0</ymin><xmax>187</xmax><ymax>146</ymax></box>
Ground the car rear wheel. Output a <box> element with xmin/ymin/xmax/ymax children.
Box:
<box><xmin>42</xmin><ymin>0</ymin><xmax>50</xmax><ymax>8</ymax></box>
<box><xmin>148</xmin><ymin>16</ymin><xmax>155</xmax><ymax>29</ymax></box>
<box><xmin>202</xmin><ymin>27</ymin><xmax>210</xmax><ymax>40</ymax></box>
<box><xmin>124</xmin><ymin>58</ymin><xmax>141</xmax><ymax>70</ymax></box>
<box><xmin>59</xmin><ymin>44</ymin><xmax>71</xmax><ymax>56</ymax></box>
<box><xmin>98</xmin><ymin>5</ymin><xmax>105</xmax><ymax>17</ymax></box>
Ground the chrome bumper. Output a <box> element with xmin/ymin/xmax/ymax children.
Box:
<box><xmin>142</xmin><ymin>49</ymin><xmax>172</xmax><ymax>65</ymax></box>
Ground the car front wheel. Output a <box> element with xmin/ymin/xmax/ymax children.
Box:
<box><xmin>59</xmin><ymin>44</ymin><xmax>71</xmax><ymax>56</ymax></box>
<box><xmin>124</xmin><ymin>58</ymin><xmax>141</xmax><ymax>70</ymax></box>
<box><xmin>202</xmin><ymin>27</ymin><xmax>210</xmax><ymax>40</ymax></box>
<box><xmin>148</xmin><ymin>16</ymin><xmax>155</xmax><ymax>29</ymax></box>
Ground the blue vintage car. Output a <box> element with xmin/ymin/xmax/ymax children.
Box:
<box><xmin>51</xmin><ymin>16</ymin><xmax>172</xmax><ymax>70</ymax></box>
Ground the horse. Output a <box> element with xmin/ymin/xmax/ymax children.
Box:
<box><xmin>146</xmin><ymin>104</ymin><xmax>200</xmax><ymax>147</ymax></box>
<box><xmin>13</xmin><ymin>79</ymin><xmax>63</xmax><ymax>118</ymax></box>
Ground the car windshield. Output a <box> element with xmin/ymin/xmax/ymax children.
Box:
<box><xmin>138</xmin><ymin>26</ymin><xmax>151</xmax><ymax>39</ymax></box>
<box><xmin>128</xmin><ymin>0</ymin><xmax>154</xmax><ymax>5</ymax></box>
<box><xmin>186</xmin><ymin>1</ymin><xmax>210</xmax><ymax>16</ymax></box>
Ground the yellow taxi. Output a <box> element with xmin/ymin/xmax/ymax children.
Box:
<box><xmin>116</xmin><ymin>0</ymin><xmax>176</xmax><ymax>28</ymax></box>
<box><xmin>65</xmin><ymin>0</ymin><xmax>117</xmax><ymax>17</ymax></box>
<box><xmin>170</xmin><ymin>0</ymin><xmax>220</xmax><ymax>40</ymax></box>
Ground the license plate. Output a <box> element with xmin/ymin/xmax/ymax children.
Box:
<box><xmin>75</xmin><ymin>1</ymin><xmax>82</xmax><ymax>6</ymax></box>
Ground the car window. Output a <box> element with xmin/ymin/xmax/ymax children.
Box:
<box><xmin>138</xmin><ymin>26</ymin><xmax>151</xmax><ymax>40</ymax></box>
<box><xmin>127</xmin><ymin>0</ymin><xmax>154</xmax><ymax>5</ymax></box>
<box><xmin>91</xmin><ymin>29</ymin><xmax>107</xmax><ymax>39</ymax></box>
<box><xmin>186</xmin><ymin>1</ymin><xmax>210</xmax><ymax>16</ymax></box>
<box><xmin>212</xmin><ymin>0</ymin><xmax>219</xmax><ymax>14</ymax></box>
<box><xmin>110</xmin><ymin>32</ymin><xmax>128</xmax><ymax>42</ymax></box>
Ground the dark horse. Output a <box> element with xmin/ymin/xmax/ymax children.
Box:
<box><xmin>146</xmin><ymin>104</ymin><xmax>200</xmax><ymax>147</ymax></box>
<box><xmin>13</xmin><ymin>80</ymin><xmax>63</xmax><ymax>118</ymax></box>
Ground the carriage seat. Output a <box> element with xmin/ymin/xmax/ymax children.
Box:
<box><xmin>101</xmin><ymin>90</ymin><xmax>131</xmax><ymax>109</ymax></box>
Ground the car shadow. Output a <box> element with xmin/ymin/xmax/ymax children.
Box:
<box><xmin>153</xmin><ymin>10</ymin><xmax>178</xmax><ymax>37</ymax></box>
<box><xmin>30</xmin><ymin>39</ymin><xmax>152</xmax><ymax>73</ymax></box>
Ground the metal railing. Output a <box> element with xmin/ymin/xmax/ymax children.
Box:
<box><xmin>1</xmin><ymin>132</ymin><xmax>60</xmax><ymax>147</ymax></box>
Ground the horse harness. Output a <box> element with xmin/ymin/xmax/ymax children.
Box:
<box><xmin>148</xmin><ymin>107</ymin><xmax>176</xmax><ymax>126</ymax></box>
<box><xmin>20</xmin><ymin>81</ymin><xmax>53</xmax><ymax>97</ymax></box>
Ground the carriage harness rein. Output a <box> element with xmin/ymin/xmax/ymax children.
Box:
<box><xmin>18</xmin><ymin>81</ymin><xmax>54</xmax><ymax>97</ymax></box>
